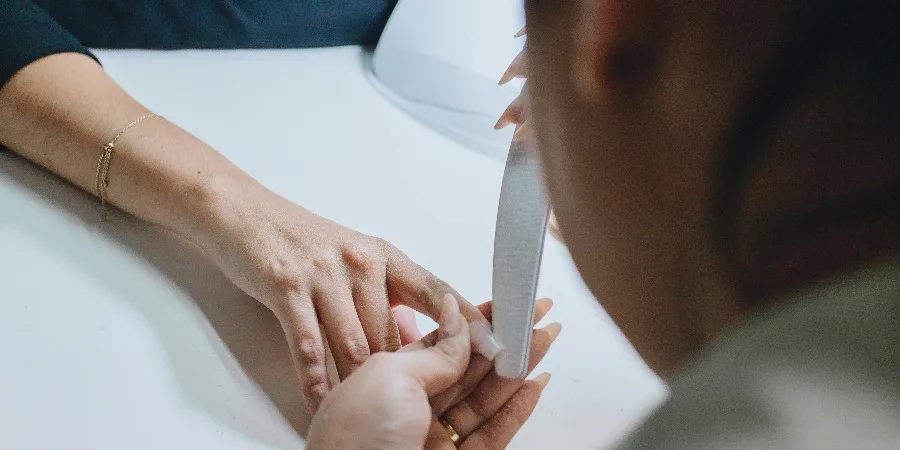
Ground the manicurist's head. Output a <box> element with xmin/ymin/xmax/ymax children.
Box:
<box><xmin>523</xmin><ymin>0</ymin><xmax>900</xmax><ymax>375</ymax></box>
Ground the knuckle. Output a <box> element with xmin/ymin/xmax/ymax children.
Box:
<box><xmin>381</xmin><ymin>335</ymin><xmax>402</xmax><ymax>353</ymax></box>
<box><xmin>464</xmin><ymin>395</ymin><xmax>493</xmax><ymax>424</ymax></box>
<box><xmin>380</xmin><ymin>240</ymin><xmax>410</xmax><ymax>268</ymax></box>
<box><xmin>413</xmin><ymin>283</ymin><xmax>432</xmax><ymax>303</ymax></box>
<box><xmin>303</xmin><ymin>377</ymin><xmax>330</xmax><ymax>400</ymax></box>
<box><xmin>373</xmin><ymin>237</ymin><xmax>395</xmax><ymax>255</ymax></box>
<box><xmin>408</xmin><ymin>273</ymin><xmax>440</xmax><ymax>301</ymax></box>
<box><xmin>302</xmin><ymin>369</ymin><xmax>329</xmax><ymax>389</ymax></box>
<box><xmin>295</xmin><ymin>338</ymin><xmax>326</xmax><ymax>368</ymax></box>
<box><xmin>339</xmin><ymin>335</ymin><xmax>371</xmax><ymax>367</ymax></box>
<box><xmin>265</xmin><ymin>256</ymin><xmax>306</xmax><ymax>293</ymax></box>
<box><xmin>310</xmin><ymin>254</ymin><xmax>343</xmax><ymax>281</ymax></box>
<box><xmin>416</xmin><ymin>275</ymin><xmax>450</xmax><ymax>304</ymax></box>
<box><xmin>425</xmin><ymin>273</ymin><xmax>449</xmax><ymax>295</ymax></box>
<box><xmin>341</xmin><ymin>243</ymin><xmax>384</xmax><ymax>275</ymax></box>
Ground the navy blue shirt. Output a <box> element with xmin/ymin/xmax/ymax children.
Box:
<box><xmin>0</xmin><ymin>0</ymin><xmax>398</xmax><ymax>87</ymax></box>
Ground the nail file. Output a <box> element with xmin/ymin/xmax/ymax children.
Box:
<box><xmin>492</xmin><ymin>140</ymin><xmax>550</xmax><ymax>378</ymax></box>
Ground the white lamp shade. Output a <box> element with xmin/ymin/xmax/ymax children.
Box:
<box><xmin>371</xmin><ymin>0</ymin><xmax>525</xmax><ymax>158</ymax></box>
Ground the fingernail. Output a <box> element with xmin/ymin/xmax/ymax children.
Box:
<box><xmin>499</xmin><ymin>66</ymin><xmax>516</xmax><ymax>85</ymax></box>
<box><xmin>438</xmin><ymin>293</ymin><xmax>463</xmax><ymax>339</ymax></box>
<box><xmin>512</xmin><ymin>122</ymin><xmax>529</xmax><ymax>142</ymax></box>
<box><xmin>515</xmin><ymin>27</ymin><xmax>527</xmax><ymax>38</ymax></box>
<box><xmin>536</xmin><ymin>298</ymin><xmax>554</xmax><ymax>311</ymax></box>
<box><xmin>534</xmin><ymin>372</ymin><xmax>552</xmax><ymax>390</ymax></box>
<box><xmin>470</xmin><ymin>322</ymin><xmax>503</xmax><ymax>360</ymax></box>
<box><xmin>499</xmin><ymin>53</ymin><xmax>524</xmax><ymax>85</ymax></box>
<box><xmin>533</xmin><ymin>298</ymin><xmax>554</xmax><ymax>323</ymax></box>
<box><xmin>542</xmin><ymin>322</ymin><xmax>562</xmax><ymax>340</ymax></box>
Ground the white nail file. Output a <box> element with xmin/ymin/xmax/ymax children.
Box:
<box><xmin>492</xmin><ymin>140</ymin><xmax>550</xmax><ymax>378</ymax></box>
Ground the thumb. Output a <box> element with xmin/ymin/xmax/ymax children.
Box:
<box><xmin>395</xmin><ymin>294</ymin><xmax>470</xmax><ymax>397</ymax></box>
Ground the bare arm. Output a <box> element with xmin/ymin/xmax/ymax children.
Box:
<box><xmin>0</xmin><ymin>52</ymin><xmax>251</xmax><ymax>239</ymax></box>
<box><xmin>0</xmin><ymin>52</ymin><xmax>491</xmax><ymax>413</ymax></box>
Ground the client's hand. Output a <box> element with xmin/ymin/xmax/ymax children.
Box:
<box><xmin>193</xmin><ymin>183</ymin><xmax>489</xmax><ymax>413</ymax></box>
<box><xmin>307</xmin><ymin>295</ymin><xmax>560</xmax><ymax>450</ymax></box>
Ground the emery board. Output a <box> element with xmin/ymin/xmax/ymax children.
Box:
<box><xmin>492</xmin><ymin>140</ymin><xmax>550</xmax><ymax>378</ymax></box>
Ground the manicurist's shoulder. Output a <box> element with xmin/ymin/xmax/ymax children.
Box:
<box><xmin>618</xmin><ymin>260</ymin><xmax>900</xmax><ymax>450</ymax></box>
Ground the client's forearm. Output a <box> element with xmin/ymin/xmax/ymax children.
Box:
<box><xmin>0</xmin><ymin>53</ymin><xmax>257</xmax><ymax>240</ymax></box>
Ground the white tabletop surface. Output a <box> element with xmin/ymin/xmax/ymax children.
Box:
<box><xmin>0</xmin><ymin>47</ymin><xmax>666</xmax><ymax>449</ymax></box>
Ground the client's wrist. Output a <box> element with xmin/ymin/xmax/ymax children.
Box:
<box><xmin>171</xmin><ymin>168</ymin><xmax>266</xmax><ymax>249</ymax></box>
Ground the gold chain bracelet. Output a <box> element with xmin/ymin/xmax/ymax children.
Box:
<box><xmin>95</xmin><ymin>113</ymin><xmax>159</xmax><ymax>220</ymax></box>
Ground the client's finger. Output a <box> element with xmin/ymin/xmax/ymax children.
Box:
<box><xmin>429</xmin><ymin>298</ymin><xmax>554</xmax><ymax>416</ymax></box>
<box><xmin>459</xmin><ymin>374</ymin><xmax>550</xmax><ymax>450</ymax></box>
<box><xmin>394</xmin><ymin>305</ymin><xmax>422</xmax><ymax>346</ymax></box>
<box><xmin>314</xmin><ymin>283</ymin><xmax>369</xmax><ymax>380</ymax></box>
<box><xmin>405</xmin><ymin>298</ymin><xmax>551</xmax><ymax>351</ymax></box>
<box><xmin>353</xmin><ymin>275</ymin><xmax>402</xmax><ymax>354</ymax></box>
<box><xmin>279</xmin><ymin>293</ymin><xmax>331</xmax><ymax>414</ymax></box>
<box><xmin>441</xmin><ymin>322</ymin><xmax>561</xmax><ymax>438</ymax></box>
<box><xmin>384</xmin><ymin>245</ymin><xmax>490</xmax><ymax>335</ymax></box>
<box><xmin>395</xmin><ymin>294</ymin><xmax>470</xmax><ymax>397</ymax></box>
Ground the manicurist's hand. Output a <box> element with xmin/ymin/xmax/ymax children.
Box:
<box><xmin>307</xmin><ymin>295</ymin><xmax>560</xmax><ymax>450</ymax></box>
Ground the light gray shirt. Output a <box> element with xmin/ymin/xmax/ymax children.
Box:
<box><xmin>620</xmin><ymin>260</ymin><xmax>900</xmax><ymax>449</ymax></box>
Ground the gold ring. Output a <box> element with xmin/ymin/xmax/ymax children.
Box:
<box><xmin>439</xmin><ymin>419</ymin><xmax>461</xmax><ymax>447</ymax></box>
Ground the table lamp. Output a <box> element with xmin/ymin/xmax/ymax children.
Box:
<box><xmin>369</xmin><ymin>0</ymin><xmax>525</xmax><ymax>159</ymax></box>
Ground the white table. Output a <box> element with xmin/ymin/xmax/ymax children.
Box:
<box><xmin>0</xmin><ymin>47</ymin><xmax>665</xmax><ymax>449</ymax></box>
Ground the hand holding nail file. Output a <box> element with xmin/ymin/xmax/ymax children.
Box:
<box><xmin>491</xmin><ymin>140</ymin><xmax>551</xmax><ymax>378</ymax></box>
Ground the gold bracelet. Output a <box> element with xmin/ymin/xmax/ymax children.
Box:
<box><xmin>95</xmin><ymin>113</ymin><xmax>159</xmax><ymax>220</ymax></box>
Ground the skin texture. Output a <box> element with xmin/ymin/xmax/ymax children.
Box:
<box><xmin>0</xmin><ymin>53</ymin><xmax>491</xmax><ymax>413</ymax></box>
<box><xmin>296</xmin><ymin>0</ymin><xmax>898</xmax><ymax>446</ymax></box>
<box><xmin>308</xmin><ymin>297</ymin><xmax>560</xmax><ymax>449</ymax></box>
<box><xmin>307</xmin><ymin>295</ymin><xmax>474</xmax><ymax>450</ymax></box>
<box><xmin>10</xmin><ymin>0</ymin><xmax>897</xmax><ymax>445</ymax></box>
